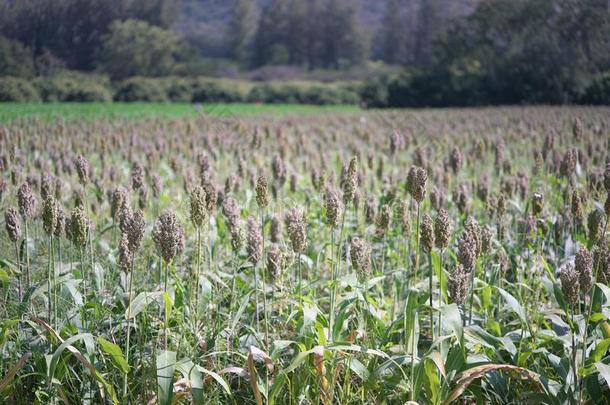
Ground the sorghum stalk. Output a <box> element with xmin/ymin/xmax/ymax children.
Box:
<box><xmin>259</xmin><ymin>206</ymin><xmax>269</xmax><ymax>350</ymax></box>
<box><xmin>123</xmin><ymin>261</ymin><xmax>135</xmax><ymax>401</ymax></box>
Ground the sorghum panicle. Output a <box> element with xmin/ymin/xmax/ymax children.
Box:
<box><xmin>74</xmin><ymin>155</ymin><xmax>90</xmax><ymax>185</ymax></box>
<box><xmin>285</xmin><ymin>207</ymin><xmax>307</xmax><ymax>253</ymax></box>
<box><xmin>152</xmin><ymin>210</ymin><xmax>185</xmax><ymax>263</ymax></box>
<box><xmin>376</xmin><ymin>204</ymin><xmax>391</xmax><ymax>237</ymax></box>
<box><xmin>575</xmin><ymin>246</ymin><xmax>593</xmax><ymax>292</ymax></box>
<box><xmin>4</xmin><ymin>207</ymin><xmax>21</xmax><ymax>242</ymax></box>
<box><xmin>256</xmin><ymin>175</ymin><xmax>269</xmax><ymax>208</ymax></box>
<box><xmin>434</xmin><ymin>209</ymin><xmax>451</xmax><ymax>249</ymax></box>
<box><xmin>70</xmin><ymin>206</ymin><xmax>89</xmax><ymax>248</ymax></box>
<box><xmin>324</xmin><ymin>187</ymin><xmax>343</xmax><ymax>228</ymax></box>
<box><xmin>190</xmin><ymin>185</ymin><xmax>208</xmax><ymax>228</ymax></box>
<box><xmin>560</xmin><ymin>262</ymin><xmax>580</xmax><ymax>305</ymax></box>
<box><xmin>42</xmin><ymin>196</ymin><xmax>58</xmax><ymax>236</ymax></box>
<box><xmin>407</xmin><ymin>166</ymin><xmax>427</xmax><ymax>204</ymax></box>
<box><xmin>448</xmin><ymin>264</ymin><xmax>469</xmax><ymax>305</ymax></box>
<box><xmin>17</xmin><ymin>182</ymin><xmax>36</xmax><ymax>219</ymax></box>
<box><xmin>267</xmin><ymin>244</ymin><xmax>283</xmax><ymax>282</ymax></box>
<box><xmin>350</xmin><ymin>236</ymin><xmax>371</xmax><ymax>282</ymax></box>
<box><xmin>420</xmin><ymin>213</ymin><xmax>435</xmax><ymax>253</ymax></box>
<box><xmin>246</xmin><ymin>216</ymin><xmax>263</xmax><ymax>264</ymax></box>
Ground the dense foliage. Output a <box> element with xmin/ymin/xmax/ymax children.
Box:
<box><xmin>0</xmin><ymin>107</ymin><xmax>610</xmax><ymax>403</ymax></box>
<box><xmin>1</xmin><ymin>0</ymin><xmax>608</xmax><ymax>106</ymax></box>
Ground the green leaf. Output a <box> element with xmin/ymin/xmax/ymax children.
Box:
<box><xmin>441</xmin><ymin>303</ymin><xmax>463</xmax><ymax>340</ymax></box>
<box><xmin>590</xmin><ymin>339</ymin><xmax>610</xmax><ymax>364</ymax></box>
<box><xmin>163</xmin><ymin>292</ymin><xmax>173</xmax><ymax>323</ymax></box>
<box><xmin>157</xmin><ymin>350</ymin><xmax>176</xmax><ymax>405</ymax></box>
<box><xmin>496</xmin><ymin>287</ymin><xmax>527</xmax><ymax>324</ymax></box>
<box><xmin>97</xmin><ymin>337</ymin><xmax>129</xmax><ymax>375</ymax></box>
<box><xmin>125</xmin><ymin>291</ymin><xmax>164</xmax><ymax>319</ymax></box>
<box><xmin>0</xmin><ymin>268</ymin><xmax>9</xmax><ymax>291</ymax></box>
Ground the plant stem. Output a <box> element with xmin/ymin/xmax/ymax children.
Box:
<box><xmin>123</xmin><ymin>262</ymin><xmax>134</xmax><ymax>401</ymax></box>
<box><xmin>428</xmin><ymin>252</ymin><xmax>434</xmax><ymax>342</ymax></box>
<box><xmin>195</xmin><ymin>226</ymin><xmax>201</xmax><ymax>315</ymax></box>
<box><xmin>329</xmin><ymin>229</ymin><xmax>336</xmax><ymax>342</ymax></box>
<box><xmin>48</xmin><ymin>234</ymin><xmax>52</xmax><ymax>325</ymax></box>
<box><xmin>438</xmin><ymin>249</ymin><xmax>443</xmax><ymax>338</ymax></box>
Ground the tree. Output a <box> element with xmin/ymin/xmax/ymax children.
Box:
<box><xmin>97</xmin><ymin>19</ymin><xmax>185</xmax><ymax>79</ymax></box>
<box><xmin>0</xmin><ymin>36</ymin><xmax>35</xmax><ymax>77</ymax></box>
<box><xmin>380</xmin><ymin>0</ymin><xmax>406</xmax><ymax>64</ymax></box>
<box><xmin>229</xmin><ymin>0</ymin><xmax>257</xmax><ymax>66</ymax></box>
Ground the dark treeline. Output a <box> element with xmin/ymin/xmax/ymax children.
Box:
<box><xmin>1</xmin><ymin>0</ymin><xmax>609</xmax><ymax>106</ymax></box>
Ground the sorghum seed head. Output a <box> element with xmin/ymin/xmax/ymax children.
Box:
<box><xmin>365</xmin><ymin>196</ymin><xmax>377</xmax><ymax>224</ymax></box>
<box><xmin>376</xmin><ymin>204</ymin><xmax>392</xmax><ymax>237</ymax></box>
<box><xmin>350</xmin><ymin>236</ymin><xmax>371</xmax><ymax>282</ymax></box>
<box><xmin>41</xmin><ymin>173</ymin><xmax>54</xmax><ymax>200</ymax></box>
<box><xmin>272</xmin><ymin>154</ymin><xmax>287</xmax><ymax>187</ymax></box>
<box><xmin>4</xmin><ymin>207</ymin><xmax>21</xmax><ymax>242</ymax></box>
<box><xmin>481</xmin><ymin>225</ymin><xmax>494</xmax><ymax>255</ymax></box>
<box><xmin>575</xmin><ymin>246</ymin><xmax>593</xmax><ymax>292</ymax></box>
<box><xmin>342</xmin><ymin>157</ymin><xmax>358</xmax><ymax>205</ymax></box>
<box><xmin>571</xmin><ymin>191</ymin><xmax>583</xmax><ymax>222</ymax></box>
<box><xmin>448</xmin><ymin>264</ymin><xmax>470</xmax><ymax>305</ymax></box>
<box><xmin>270</xmin><ymin>214</ymin><xmax>282</xmax><ymax>243</ymax></box>
<box><xmin>54</xmin><ymin>206</ymin><xmax>65</xmax><ymax>239</ymax></box>
<box><xmin>434</xmin><ymin>209</ymin><xmax>451</xmax><ymax>249</ymax></box>
<box><xmin>42</xmin><ymin>196</ymin><xmax>58</xmax><ymax>236</ymax></box>
<box><xmin>604</xmin><ymin>163</ymin><xmax>610</xmax><ymax>192</ymax></box>
<box><xmin>74</xmin><ymin>155</ymin><xmax>90</xmax><ymax>185</ymax></box>
<box><xmin>464</xmin><ymin>216</ymin><xmax>482</xmax><ymax>257</ymax></box>
<box><xmin>593</xmin><ymin>245</ymin><xmax>610</xmax><ymax>284</ymax></box>
<box><xmin>222</xmin><ymin>196</ymin><xmax>241</xmax><ymax>230</ymax></box>
<box><xmin>70</xmin><ymin>206</ymin><xmax>89</xmax><ymax>247</ymax></box>
<box><xmin>118</xmin><ymin>233</ymin><xmax>134</xmax><ymax>273</ymax></box>
<box><xmin>496</xmin><ymin>194</ymin><xmax>506</xmax><ymax>217</ymax></box>
<box><xmin>151</xmin><ymin>174</ymin><xmax>162</xmax><ymax>198</ymax></box>
<box><xmin>190</xmin><ymin>185</ymin><xmax>208</xmax><ymax>228</ymax></box>
<box><xmin>111</xmin><ymin>187</ymin><xmax>129</xmax><ymax>220</ymax></box>
<box><xmin>17</xmin><ymin>182</ymin><xmax>36</xmax><ymax>218</ymax></box>
<box><xmin>449</xmin><ymin>146</ymin><xmax>463</xmax><ymax>174</ymax></box>
<box><xmin>457</xmin><ymin>233</ymin><xmax>477</xmax><ymax>272</ymax></box>
<box><xmin>131</xmin><ymin>163</ymin><xmax>144</xmax><ymax>191</ymax></box>
<box><xmin>324</xmin><ymin>187</ymin><xmax>343</xmax><ymax>228</ymax></box>
<box><xmin>587</xmin><ymin>208</ymin><xmax>604</xmax><ymax>243</ymax></box>
<box><xmin>267</xmin><ymin>244</ymin><xmax>283</xmax><ymax>282</ymax></box>
<box><xmin>152</xmin><ymin>210</ymin><xmax>185</xmax><ymax>263</ymax></box>
<box><xmin>420</xmin><ymin>213</ymin><xmax>435</xmax><ymax>253</ymax></box>
<box><xmin>126</xmin><ymin>209</ymin><xmax>145</xmax><ymax>253</ymax></box>
<box><xmin>256</xmin><ymin>175</ymin><xmax>269</xmax><ymax>208</ymax></box>
<box><xmin>246</xmin><ymin>217</ymin><xmax>263</xmax><ymax>264</ymax></box>
<box><xmin>532</xmin><ymin>192</ymin><xmax>544</xmax><ymax>216</ymax></box>
<box><xmin>285</xmin><ymin>207</ymin><xmax>307</xmax><ymax>253</ymax></box>
<box><xmin>559</xmin><ymin>262</ymin><xmax>580</xmax><ymax>305</ymax></box>
<box><xmin>407</xmin><ymin>166</ymin><xmax>427</xmax><ymax>203</ymax></box>
<box><xmin>560</xmin><ymin>149</ymin><xmax>577</xmax><ymax>179</ymax></box>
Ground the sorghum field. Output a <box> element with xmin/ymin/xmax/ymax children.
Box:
<box><xmin>1</xmin><ymin>106</ymin><xmax>610</xmax><ymax>404</ymax></box>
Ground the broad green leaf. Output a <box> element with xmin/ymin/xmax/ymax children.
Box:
<box><xmin>157</xmin><ymin>350</ymin><xmax>176</xmax><ymax>405</ymax></box>
<box><xmin>125</xmin><ymin>291</ymin><xmax>164</xmax><ymax>319</ymax></box>
<box><xmin>97</xmin><ymin>337</ymin><xmax>129</xmax><ymax>375</ymax></box>
<box><xmin>496</xmin><ymin>287</ymin><xmax>527</xmax><ymax>324</ymax></box>
<box><xmin>441</xmin><ymin>303</ymin><xmax>462</xmax><ymax>340</ymax></box>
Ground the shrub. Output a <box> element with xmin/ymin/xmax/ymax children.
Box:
<box><xmin>163</xmin><ymin>78</ymin><xmax>194</xmax><ymax>102</ymax></box>
<box><xmin>0</xmin><ymin>36</ymin><xmax>34</xmax><ymax>78</ymax></box>
<box><xmin>34</xmin><ymin>75</ymin><xmax>112</xmax><ymax>102</ymax></box>
<box><xmin>0</xmin><ymin>77</ymin><xmax>40</xmax><ymax>101</ymax></box>
<box><xmin>582</xmin><ymin>73</ymin><xmax>610</xmax><ymax>105</ymax></box>
<box><xmin>114</xmin><ymin>77</ymin><xmax>168</xmax><ymax>102</ymax></box>
<box><xmin>191</xmin><ymin>80</ymin><xmax>246</xmax><ymax>103</ymax></box>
